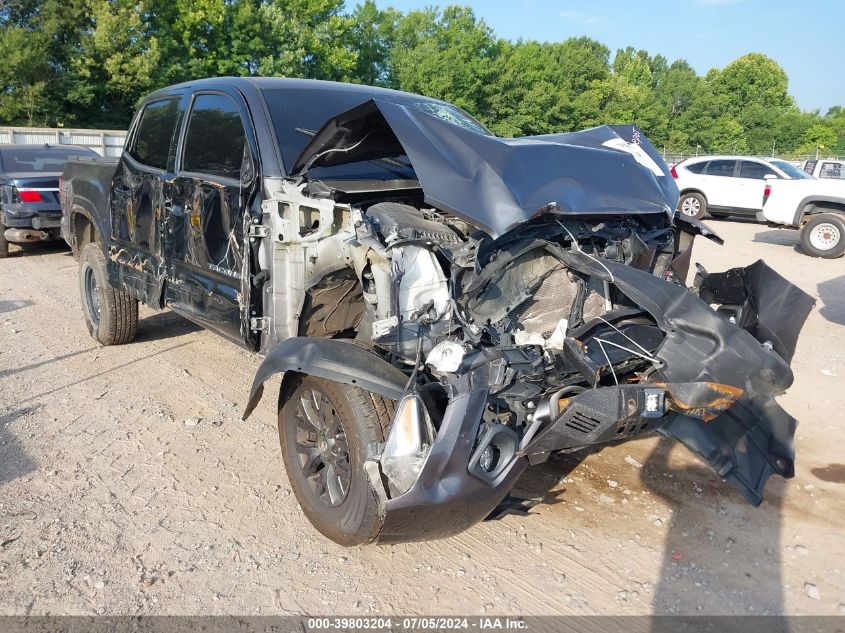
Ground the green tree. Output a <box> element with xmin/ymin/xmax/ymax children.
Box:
<box><xmin>710</xmin><ymin>53</ymin><xmax>793</xmax><ymax>118</ymax></box>
<box><xmin>1</xmin><ymin>0</ymin><xmax>842</xmax><ymax>152</ymax></box>
<box><xmin>66</xmin><ymin>0</ymin><xmax>161</xmax><ymax>127</ymax></box>
<box><xmin>708</xmin><ymin>115</ymin><xmax>749</xmax><ymax>154</ymax></box>
<box><xmin>799</xmin><ymin>121</ymin><xmax>838</xmax><ymax>155</ymax></box>
<box><xmin>0</xmin><ymin>0</ymin><xmax>92</xmax><ymax>126</ymax></box>
<box><xmin>348</xmin><ymin>0</ymin><xmax>400</xmax><ymax>87</ymax></box>
<box><xmin>491</xmin><ymin>36</ymin><xmax>610</xmax><ymax>136</ymax></box>
<box><xmin>389</xmin><ymin>6</ymin><xmax>500</xmax><ymax>122</ymax></box>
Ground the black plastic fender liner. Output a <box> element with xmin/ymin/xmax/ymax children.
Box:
<box><xmin>658</xmin><ymin>397</ymin><xmax>796</xmax><ymax>506</ymax></box>
<box><xmin>696</xmin><ymin>259</ymin><xmax>815</xmax><ymax>363</ymax></box>
<box><xmin>594</xmin><ymin>258</ymin><xmax>810</xmax><ymax>504</ymax></box>
<box><xmin>521</xmin><ymin>244</ymin><xmax>807</xmax><ymax>505</ymax></box>
<box><xmin>241</xmin><ymin>337</ymin><xmax>409</xmax><ymax>420</ymax></box>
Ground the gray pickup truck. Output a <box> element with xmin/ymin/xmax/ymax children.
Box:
<box><xmin>61</xmin><ymin>77</ymin><xmax>813</xmax><ymax>545</ymax></box>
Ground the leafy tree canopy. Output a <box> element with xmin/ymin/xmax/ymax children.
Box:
<box><xmin>0</xmin><ymin>1</ymin><xmax>839</xmax><ymax>157</ymax></box>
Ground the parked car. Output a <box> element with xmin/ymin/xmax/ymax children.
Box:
<box><xmin>0</xmin><ymin>143</ymin><xmax>99</xmax><ymax>258</ymax></box>
<box><xmin>671</xmin><ymin>155</ymin><xmax>812</xmax><ymax>220</ymax></box>
<box><xmin>759</xmin><ymin>175</ymin><xmax>845</xmax><ymax>258</ymax></box>
<box><xmin>61</xmin><ymin>78</ymin><xmax>812</xmax><ymax>545</ymax></box>
<box><xmin>803</xmin><ymin>158</ymin><xmax>845</xmax><ymax>180</ymax></box>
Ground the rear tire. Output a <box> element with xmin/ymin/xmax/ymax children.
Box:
<box><xmin>79</xmin><ymin>242</ymin><xmax>139</xmax><ymax>344</ymax></box>
<box><xmin>0</xmin><ymin>222</ymin><xmax>8</xmax><ymax>258</ymax></box>
<box><xmin>278</xmin><ymin>375</ymin><xmax>394</xmax><ymax>546</ymax></box>
<box><xmin>799</xmin><ymin>213</ymin><xmax>845</xmax><ymax>259</ymax></box>
<box><xmin>678</xmin><ymin>192</ymin><xmax>707</xmax><ymax>220</ymax></box>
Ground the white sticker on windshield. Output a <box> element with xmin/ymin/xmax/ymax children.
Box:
<box><xmin>602</xmin><ymin>138</ymin><xmax>665</xmax><ymax>177</ymax></box>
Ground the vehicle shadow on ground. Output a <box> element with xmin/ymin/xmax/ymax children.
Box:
<box><xmin>0</xmin><ymin>347</ymin><xmax>99</xmax><ymax>380</ymax></box>
<box><xmin>818</xmin><ymin>276</ymin><xmax>845</xmax><ymax>326</ymax></box>
<box><xmin>15</xmin><ymin>341</ymin><xmax>194</xmax><ymax>407</ymax></box>
<box><xmin>134</xmin><ymin>310</ymin><xmax>203</xmax><ymax>343</ymax></box>
<box><xmin>1</xmin><ymin>241</ymin><xmax>71</xmax><ymax>258</ymax></box>
<box><xmin>753</xmin><ymin>228</ymin><xmax>801</xmax><ymax>250</ymax></box>
<box><xmin>642</xmin><ymin>436</ymin><xmax>787</xmax><ymax>619</ymax></box>
<box><xmin>505</xmin><ymin>436</ymin><xmax>787</xmax><ymax>618</ymax></box>
<box><xmin>0</xmin><ymin>407</ymin><xmax>38</xmax><ymax>487</ymax></box>
<box><xmin>507</xmin><ymin>450</ymin><xmax>593</xmax><ymax>510</ymax></box>
<box><xmin>0</xmin><ymin>299</ymin><xmax>34</xmax><ymax>314</ymax></box>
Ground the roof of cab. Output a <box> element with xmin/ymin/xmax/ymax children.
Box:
<box><xmin>146</xmin><ymin>76</ymin><xmax>439</xmax><ymax>105</ymax></box>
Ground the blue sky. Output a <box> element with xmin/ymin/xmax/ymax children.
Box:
<box><xmin>372</xmin><ymin>0</ymin><xmax>842</xmax><ymax>113</ymax></box>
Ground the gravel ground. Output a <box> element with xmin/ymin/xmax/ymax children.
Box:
<box><xmin>0</xmin><ymin>218</ymin><xmax>843</xmax><ymax>616</ymax></box>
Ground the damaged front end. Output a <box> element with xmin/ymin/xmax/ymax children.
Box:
<box><xmin>357</xmin><ymin>212</ymin><xmax>812</xmax><ymax>542</ymax></box>
<box><xmin>244</xmin><ymin>101</ymin><xmax>814</xmax><ymax>544</ymax></box>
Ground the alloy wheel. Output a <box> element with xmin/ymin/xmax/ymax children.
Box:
<box><xmin>681</xmin><ymin>197</ymin><xmax>701</xmax><ymax>216</ymax></box>
<box><xmin>292</xmin><ymin>388</ymin><xmax>351</xmax><ymax>507</ymax></box>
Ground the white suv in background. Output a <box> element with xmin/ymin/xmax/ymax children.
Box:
<box><xmin>671</xmin><ymin>155</ymin><xmax>812</xmax><ymax>220</ymax></box>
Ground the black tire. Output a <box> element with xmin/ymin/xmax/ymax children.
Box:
<box><xmin>799</xmin><ymin>213</ymin><xmax>845</xmax><ymax>259</ymax></box>
<box><xmin>79</xmin><ymin>242</ymin><xmax>139</xmax><ymax>344</ymax></box>
<box><xmin>278</xmin><ymin>375</ymin><xmax>394</xmax><ymax>546</ymax></box>
<box><xmin>0</xmin><ymin>221</ymin><xmax>8</xmax><ymax>258</ymax></box>
<box><xmin>678</xmin><ymin>192</ymin><xmax>707</xmax><ymax>220</ymax></box>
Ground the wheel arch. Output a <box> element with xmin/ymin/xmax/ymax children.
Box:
<box><xmin>793</xmin><ymin>197</ymin><xmax>845</xmax><ymax>226</ymax></box>
<box><xmin>242</xmin><ymin>337</ymin><xmax>407</xmax><ymax>420</ymax></box>
<box><xmin>69</xmin><ymin>205</ymin><xmax>103</xmax><ymax>258</ymax></box>
<box><xmin>679</xmin><ymin>188</ymin><xmax>708</xmax><ymax>203</ymax></box>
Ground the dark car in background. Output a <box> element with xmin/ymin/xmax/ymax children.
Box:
<box><xmin>0</xmin><ymin>144</ymin><xmax>99</xmax><ymax>258</ymax></box>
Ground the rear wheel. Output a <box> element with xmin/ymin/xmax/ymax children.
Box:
<box><xmin>0</xmin><ymin>222</ymin><xmax>8</xmax><ymax>258</ymax></box>
<box><xmin>79</xmin><ymin>243</ymin><xmax>139</xmax><ymax>344</ymax></box>
<box><xmin>678</xmin><ymin>192</ymin><xmax>707</xmax><ymax>220</ymax></box>
<box><xmin>799</xmin><ymin>213</ymin><xmax>845</xmax><ymax>258</ymax></box>
<box><xmin>278</xmin><ymin>375</ymin><xmax>394</xmax><ymax>546</ymax></box>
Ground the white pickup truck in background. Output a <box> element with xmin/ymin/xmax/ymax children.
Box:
<box><xmin>759</xmin><ymin>176</ymin><xmax>845</xmax><ymax>258</ymax></box>
<box><xmin>803</xmin><ymin>158</ymin><xmax>845</xmax><ymax>180</ymax></box>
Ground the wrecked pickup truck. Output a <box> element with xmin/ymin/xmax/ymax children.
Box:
<box><xmin>61</xmin><ymin>78</ymin><xmax>814</xmax><ymax>545</ymax></box>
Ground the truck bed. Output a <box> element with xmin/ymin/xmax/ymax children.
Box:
<box><xmin>60</xmin><ymin>155</ymin><xmax>120</xmax><ymax>247</ymax></box>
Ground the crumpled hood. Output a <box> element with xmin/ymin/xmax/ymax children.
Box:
<box><xmin>290</xmin><ymin>98</ymin><xmax>679</xmax><ymax>238</ymax></box>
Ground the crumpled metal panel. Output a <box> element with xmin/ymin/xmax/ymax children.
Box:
<box><xmin>290</xmin><ymin>99</ymin><xmax>679</xmax><ymax>238</ymax></box>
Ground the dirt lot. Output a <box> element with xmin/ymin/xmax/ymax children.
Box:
<box><xmin>0</xmin><ymin>218</ymin><xmax>843</xmax><ymax>617</ymax></box>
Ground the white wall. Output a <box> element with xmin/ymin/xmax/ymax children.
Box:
<box><xmin>0</xmin><ymin>127</ymin><xmax>127</xmax><ymax>157</ymax></box>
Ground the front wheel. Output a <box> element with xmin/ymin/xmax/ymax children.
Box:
<box><xmin>799</xmin><ymin>213</ymin><xmax>845</xmax><ymax>258</ymax></box>
<box><xmin>278</xmin><ymin>375</ymin><xmax>394</xmax><ymax>546</ymax></box>
<box><xmin>678</xmin><ymin>192</ymin><xmax>707</xmax><ymax>220</ymax></box>
<box><xmin>79</xmin><ymin>242</ymin><xmax>139</xmax><ymax>344</ymax></box>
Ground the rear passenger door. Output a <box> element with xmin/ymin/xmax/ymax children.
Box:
<box><xmin>701</xmin><ymin>159</ymin><xmax>738</xmax><ymax>208</ymax></box>
<box><xmin>111</xmin><ymin>98</ymin><xmax>182</xmax><ymax>301</ymax></box>
<box><xmin>735</xmin><ymin>160</ymin><xmax>778</xmax><ymax>213</ymax></box>
<box><xmin>165</xmin><ymin>90</ymin><xmax>259</xmax><ymax>345</ymax></box>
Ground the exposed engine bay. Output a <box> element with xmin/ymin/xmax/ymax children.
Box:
<box><xmin>243</xmin><ymin>106</ymin><xmax>814</xmax><ymax>544</ymax></box>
